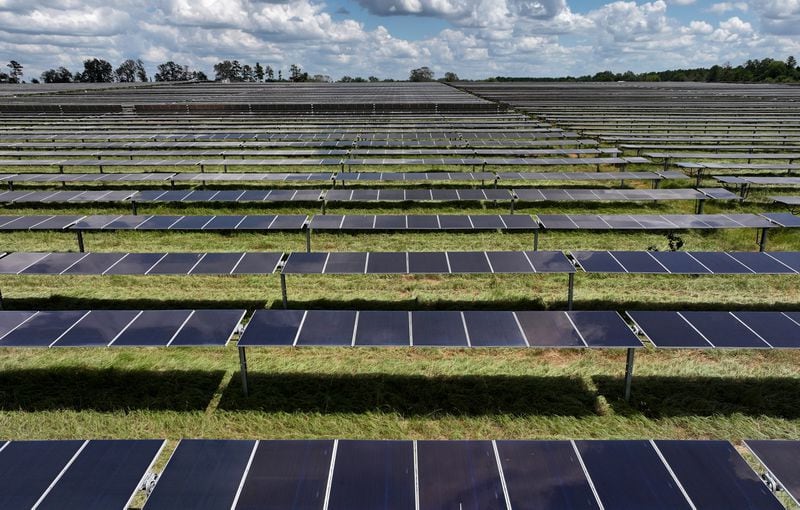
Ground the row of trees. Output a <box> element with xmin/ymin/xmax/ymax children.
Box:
<box><xmin>491</xmin><ymin>56</ymin><xmax>800</xmax><ymax>83</ymax></box>
<box><xmin>409</xmin><ymin>67</ymin><xmax>459</xmax><ymax>82</ymax></box>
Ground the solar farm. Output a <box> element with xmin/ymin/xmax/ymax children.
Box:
<box><xmin>1</xmin><ymin>80</ymin><xmax>800</xmax><ymax>508</ymax></box>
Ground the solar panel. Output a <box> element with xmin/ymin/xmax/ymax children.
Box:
<box><xmin>733</xmin><ymin>312</ymin><xmax>800</xmax><ymax>348</ymax></box>
<box><xmin>575</xmin><ymin>440</ymin><xmax>693</xmax><ymax>509</ymax></box>
<box><xmin>188</xmin><ymin>253</ymin><xmax>244</xmax><ymax>275</ymax></box>
<box><xmin>0</xmin><ymin>311</ymin><xmax>87</xmax><ymax>347</ymax></box>
<box><xmin>103</xmin><ymin>253</ymin><xmax>164</xmax><ymax>275</ymax></box>
<box><xmin>416</xmin><ymin>441</ymin><xmax>507</xmax><ymax>509</ymax></box>
<box><xmin>611</xmin><ymin>251</ymin><xmax>668</xmax><ymax>274</ymax></box>
<box><xmin>745</xmin><ymin>440</ymin><xmax>800</xmax><ymax>507</ymax></box>
<box><xmin>446</xmin><ymin>251</ymin><xmax>492</xmax><ymax>273</ymax></box>
<box><xmin>366</xmin><ymin>252</ymin><xmax>407</xmax><ymax>273</ymax></box>
<box><xmin>143</xmin><ymin>440</ymin><xmax>255</xmax><ymax>510</ymax></box>
<box><xmin>496</xmin><ymin>441</ymin><xmax>601</xmax><ymax>510</ymax></box>
<box><xmin>230</xmin><ymin>252</ymin><xmax>283</xmax><ymax>274</ymax></box>
<box><xmin>111</xmin><ymin>310</ymin><xmax>194</xmax><ymax>346</ymax></box>
<box><xmin>61</xmin><ymin>253</ymin><xmax>127</xmax><ymax>275</ymax></box>
<box><xmin>21</xmin><ymin>253</ymin><xmax>87</xmax><ymax>274</ymax></box>
<box><xmin>235</xmin><ymin>440</ymin><xmax>333</xmax><ymax>510</ymax></box>
<box><xmin>410</xmin><ymin>311</ymin><xmax>468</xmax><ymax>346</ymax></box>
<box><xmin>463</xmin><ymin>311</ymin><xmax>526</xmax><ymax>347</ymax></box>
<box><xmin>325</xmin><ymin>252</ymin><xmax>368</xmax><ymax>273</ymax></box>
<box><xmin>569</xmin><ymin>311</ymin><xmax>642</xmax><ymax>348</ymax></box>
<box><xmin>688</xmin><ymin>252</ymin><xmax>752</xmax><ymax>274</ymax></box>
<box><xmin>0</xmin><ymin>252</ymin><xmax>50</xmax><ymax>273</ymax></box>
<box><xmin>33</xmin><ymin>440</ymin><xmax>165</xmax><ymax>510</ymax></box>
<box><xmin>647</xmin><ymin>251</ymin><xmax>711</xmax><ymax>274</ymax></box>
<box><xmin>327</xmin><ymin>441</ymin><xmax>416</xmax><ymax>510</ymax></box>
<box><xmin>761</xmin><ymin>213</ymin><xmax>800</xmax><ymax>228</ymax></box>
<box><xmin>571</xmin><ymin>251</ymin><xmax>624</xmax><ymax>273</ymax></box>
<box><xmin>147</xmin><ymin>253</ymin><xmax>204</xmax><ymax>274</ymax></box>
<box><xmin>654</xmin><ymin>440</ymin><xmax>783</xmax><ymax>510</ymax></box>
<box><xmin>353</xmin><ymin>311</ymin><xmax>410</xmax><ymax>346</ymax></box>
<box><xmin>295</xmin><ymin>310</ymin><xmax>356</xmax><ymax>346</ymax></box>
<box><xmin>281</xmin><ymin>252</ymin><xmax>327</xmax><ymax>274</ymax></box>
<box><xmin>169</xmin><ymin>310</ymin><xmax>245</xmax><ymax>346</ymax></box>
<box><xmin>627</xmin><ymin>311</ymin><xmax>711</xmax><ymax>348</ymax></box>
<box><xmin>408</xmin><ymin>252</ymin><xmax>449</xmax><ymax>273</ymax></box>
<box><xmin>53</xmin><ymin>310</ymin><xmax>140</xmax><ymax>347</ymax></box>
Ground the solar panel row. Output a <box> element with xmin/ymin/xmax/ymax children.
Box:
<box><xmin>0</xmin><ymin>252</ymin><xmax>283</xmax><ymax>275</ymax></box>
<box><xmin>628</xmin><ymin>311</ymin><xmax>800</xmax><ymax>349</ymax></box>
<box><xmin>514</xmin><ymin>188</ymin><xmax>737</xmax><ymax>201</ymax></box>
<box><xmin>307</xmin><ymin>214</ymin><xmax>537</xmax><ymax>231</ymax></box>
<box><xmin>538</xmin><ymin>213</ymin><xmax>777</xmax><ymax>230</ymax></box>
<box><xmin>0</xmin><ymin>439</ymin><xmax>164</xmax><ymax>510</ymax></box>
<box><xmin>239</xmin><ymin>310</ymin><xmax>641</xmax><ymax>348</ymax></box>
<box><xmin>281</xmin><ymin>251</ymin><xmax>575</xmax><ymax>274</ymax></box>
<box><xmin>571</xmin><ymin>250</ymin><xmax>800</xmax><ymax>274</ymax></box>
<box><xmin>142</xmin><ymin>439</ymin><xmax>782</xmax><ymax>510</ymax></box>
<box><xmin>0</xmin><ymin>309</ymin><xmax>245</xmax><ymax>347</ymax></box>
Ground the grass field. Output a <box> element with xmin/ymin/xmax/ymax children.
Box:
<box><xmin>1</xmin><ymin>181</ymin><xmax>799</xmax><ymax>506</ymax></box>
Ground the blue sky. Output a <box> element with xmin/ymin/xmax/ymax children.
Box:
<box><xmin>1</xmin><ymin>0</ymin><xmax>799</xmax><ymax>80</ymax></box>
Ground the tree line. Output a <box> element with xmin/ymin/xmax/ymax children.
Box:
<box><xmin>490</xmin><ymin>56</ymin><xmax>800</xmax><ymax>83</ymax></box>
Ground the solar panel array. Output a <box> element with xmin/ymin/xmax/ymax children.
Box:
<box><xmin>571</xmin><ymin>250</ymin><xmax>800</xmax><ymax>274</ymax></box>
<box><xmin>0</xmin><ymin>309</ymin><xmax>245</xmax><ymax>347</ymax></box>
<box><xmin>538</xmin><ymin>213</ymin><xmax>776</xmax><ymax>230</ymax></box>
<box><xmin>239</xmin><ymin>309</ymin><xmax>641</xmax><ymax>348</ymax></box>
<box><xmin>745</xmin><ymin>440</ymin><xmax>800</xmax><ymax>507</ymax></box>
<box><xmin>141</xmin><ymin>438</ymin><xmax>782</xmax><ymax>510</ymax></box>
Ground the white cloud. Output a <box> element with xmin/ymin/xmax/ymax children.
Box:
<box><xmin>706</xmin><ymin>2</ymin><xmax>748</xmax><ymax>14</ymax></box>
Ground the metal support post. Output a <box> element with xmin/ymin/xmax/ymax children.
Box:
<box><xmin>131</xmin><ymin>201</ymin><xmax>138</xmax><ymax>215</ymax></box>
<box><xmin>76</xmin><ymin>231</ymin><xmax>85</xmax><ymax>253</ymax></box>
<box><xmin>0</xmin><ymin>288</ymin><xmax>3</xmax><ymax>310</ymax></box>
<box><xmin>306</xmin><ymin>228</ymin><xmax>312</xmax><ymax>253</ymax></box>
<box><xmin>695</xmin><ymin>199</ymin><xmax>705</xmax><ymax>215</ymax></box>
<box><xmin>759</xmin><ymin>228</ymin><xmax>768</xmax><ymax>252</ymax></box>
<box><xmin>624</xmin><ymin>348</ymin><xmax>636</xmax><ymax>402</ymax></box>
<box><xmin>567</xmin><ymin>273</ymin><xmax>574</xmax><ymax>310</ymax></box>
<box><xmin>7</xmin><ymin>181</ymin><xmax>12</xmax><ymax>191</ymax></box>
<box><xmin>238</xmin><ymin>346</ymin><xmax>249</xmax><ymax>396</ymax></box>
<box><xmin>695</xmin><ymin>168</ymin><xmax>703</xmax><ymax>187</ymax></box>
<box><xmin>280</xmin><ymin>273</ymin><xmax>288</xmax><ymax>309</ymax></box>
<box><xmin>510</xmin><ymin>199</ymin><xmax>515</xmax><ymax>214</ymax></box>
<box><xmin>533</xmin><ymin>231</ymin><xmax>539</xmax><ymax>251</ymax></box>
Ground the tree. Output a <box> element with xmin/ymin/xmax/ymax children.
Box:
<box><xmin>368</xmin><ymin>76</ymin><xmax>379</xmax><ymax>82</ymax></box>
<box><xmin>265</xmin><ymin>65</ymin><xmax>274</xmax><ymax>81</ymax></box>
<box><xmin>242</xmin><ymin>64</ymin><xmax>254</xmax><ymax>82</ymax></box>
<box><xmin>80</xmin><ymin>58</ymin><xmax>114</xmax><ymax>82</ymax></box>
<box><xmin>787</xmin><ymin>56</ymin><xmax>797</xmax><ymax>70</ymax></box>
<box><xmin>41</xmin><ymin>67</ymin><xmax>73</xmax><ymax>83</ymax></box>
<box><xmin>289</xmin><ymin>64</ymin><xmax>308</xmax><ymax>82</ymax></box>
<box><xmin>30</xmin><ymin>78</ymin><xmax>39</xmax><ymax>84</ymax></box>
<box><xmin>213</xmin><ymin>60</ymin><xmax>244</xmax><ymax>81</ymax></box>
<box><xmin>6</xmin><ymin>60</ymin><xmax>23</xmax><ymax>83</ymax></box>
<box><xmin>443</xmin><ymin>71</ymin><xmax>459</xmax><ymax>82</ymax></box>
<box><xmin>155</xmin><ymin>61</ymin><xmax>190</xmax><ymax>81</ymax></box>
<box><xmin>254</xmin><ymin>62</ymin><xmax>264</xmax><ymax>82</ymax></box>
<box><xmin>409</xmin><ymin>66</ymin><xmax>434</xmax><ymax>81</ymax></box>
<box><xmin>195</xmin><ymin>71</ymin><xmax>208</xmax><ymax>81</ymax></box>
<box><xmin>116</xmin><ymin>59</ymin><xmax>147</xmax><ymax>82</ymax></box>
<box><xmin>340</xmin><ymin>75</ymin><xmax>353</xmax><ymax>82</ymax></box>
<box><xmin>311</xmin><ymin>74</ymin><xmax>331</xmax><ymax>82</ymax></box>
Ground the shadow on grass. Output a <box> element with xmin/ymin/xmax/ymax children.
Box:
<box><xmin>0</xmin><ymin>368</ymin><xmax>226</xmax><ymax>412</ymax></box>
<box><xmin>220</xmin><ymin>372</ymin><xmax>598</xmax><ymax>417</ymax></box>
<box><xmin>594</xmin><ymin>375</ymin><xmax>800</xmax><ymax>419</ymax></box>
<box><xmin>277</xmin><ymin>297</ymin><xmax>550</xmax><ymax>311</ymax></box>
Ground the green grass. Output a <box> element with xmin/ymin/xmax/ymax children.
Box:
<box><xmin>1</xmin><ymin>182</ymin><xmax>799</xmax><ymax>506</ymax></box>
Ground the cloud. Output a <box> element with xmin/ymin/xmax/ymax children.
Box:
<box><xmin>706</xmin><ymin>2</ymin><xmax>748</xmax><ymax>14</ymax></box>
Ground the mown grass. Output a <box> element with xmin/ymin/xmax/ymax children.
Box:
<box><xmin>1</xmin><ymin>182</ymin><xmax>799</xmax><ymax>507</ymax></box>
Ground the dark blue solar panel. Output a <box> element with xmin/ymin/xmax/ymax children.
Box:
<box><xmin>61</xmin><ymin>253</ymin><xmax>126</xmax><ymax>275</ymax></box>
<box><xmin>136</xmin><ymin>215</ymin><xmax>181</xmax><ymax>230</ymax></box>
<box><xmin>680</xmin><ymin>312</ymin><xmax>771</xmax><ymax>348</ymax></box>
<box><xmin>147</xmin><ymin>253</ymin><xmax>204</xmax><ymax>275</ymax></box>
<box><xmin>611</xmin><ymin>252</ymin><xmax>667</xmax><ymax>274</ymax></box>
<box><xmin>325</xmin><ymin>252</ymin><xmax>367</xmax><ymax>273</ymax></box>
<box><xmin>626</xmin><ymin>311</ymin><xmax>710</xmax><ymax>348</ymax></box>
<box><xmin>103</xmin><ymin>253</ymin><xmax>164</xmax><ymax>275</ymax></box>
<box><xmin>354</xmin><ymin>311</ymin><xmax>410</xmax><ymax>346</ymax></box>
<box><xmin>53</xmin><ymin>310</ymin><xmax>139</xmax><ymax>347</ymax></box>
<box><xmin>734</xmin><ymin>312</ymin><xmax>800</xmax><ymax>348</ymax></box>
<box><xmin>417</xmin><ymin>441</ymin><xmax>507</xmax><ymax>510</ymax></box>
<box><xmin>408</xmin><ymin>252</ymin><xmax>449</xmax><ymax>273</ymax></box>
<box><xmin>111</xmin><ymin>310</ymin><xmax>192</xmax><ymax>347</ymax></box>
<box><xmin>576</xmin><ymin>440</ymin><xmax>692</xmax><ymax>510</ymax></box>
<box><xmin>21</xmin><ymin>253</ymin><xmax>86</xmax><ymax>274</ymax></box>
<box><xmin>168</xmin><ymin>216</ymin><xmax>214</xmax><ymax>230</ymax></box>
<box><xmin>238</xmin><ymin>310</ymin><xmax>304</xmax><ymax>347</ymax></box>
<box><xmin>745</xmin><ymin>440</ymin><xmax>800</xmax><ymax>506</ymax></box>
<box><xmin>447</xmin><ymin>251</ymin><xmax>491</xmax><ymax>273</ymax></box>
<box><xmin>189</xmin><ymin>253</ymin><xmax>243</xmax><ymax>274</ymax></box>
<box><xmin>514</xmin><ymin>311</ymin><xmax>584</xmax><ymax>347</ymax></box>
<box><xmin>374</xmin><ymin>215</ymin><xmax>406</xmax><ymax>229</ymax></box>
<box><xmin>204</xmin><ymin>216</ymin><xmax>244</xmax><ymax>230</ymax></box>
<box><xmin>269</xmin><ymin>215</ymin><xmax>307</xmax><ymax>230</ymax></box>
<box><xmin>235</xmin><ymin>440</ymin><xmax>333</xmax><ymax>510</ymax></box>
<box><xmin>0</xmin><ymin>311</ymin><xmax>36</xmax><ymax>339</ymax></box>
<box><xmin>230</xmin><ymin>253</ymin><xmax>282</xmax><ymax>274</ymax></box>
<box><xmin>0</xmin><ymin>252</ymin><xmax>50</xmax><ymax>274</ymax></box>
<box><xmin>366</xmin><ymin>252</ymin><xmax>406</xmax><ymax>273</ymax></box>
<box><xmin>654</xmin><ymin>440</ymin><xmax>783</xmax><ymax>510</ymax></box>
<box><xmin>411</xmin><ymin>311</ymin><xmax>467</xmax><ymax>347</ymax></box>
<box><xmin>729</xmin><ymin>252</ymin><xmax>797</xmax><ymax>274</ymax></box>
<box><xmin>407</xmin><ymin>215</ymin><xmax>439</xmax><ymax>229</ymax></box>
<box><xmin>144</xmin><ymin>440</ymin><xmax>255</xmax><ymax>510</ymax></box>
<box><xmin>328</xmin><ymin>441</ymin><xmax>415</xmax><ymax>510</ymax></box>
<box><xmin>438</xmin><ymin>215</ymin><xmax>473</xmax><ymax>229</ymax></box>
<box><xmin>0</xmin><ymin>440</ymin><xmax>84</xmax><ymax>510</ymax></box>
<box><xmin>499</xmin><ymin>215</ymin><xmax>538</xmax><ymax>230</ymax></box>
<box><xmin>235</xmin><ymin>215</ymin><xmax>275</xmax><ymax>230</ymax></box>
<box><xmin>36</xmin><ymin>440</ymin><xmax>164</xmax><ymax>510</ymax></box>
<box><xmin>496</xmin><ymin>441</ymin><xmax>600</xmax><ymax>510</ymax></box>
<box><xmin>341</xmin><ymin>215</ymin><xmax>375</xmax><ymax>230</ymax></box>
<box><xmin>296</xmin><ymin>310</ymin><xmax>356</xmax><ymax>346</ymax></box>
<box><xmin>309</xmin><ymin>215</ymin><xmax>343</xmax><ymax>230</ymax></box>
<box><xmin>282</xmin><ymin>252</ymin><xmax>328</xmax><ymax>274</ymax></box>
<box><xmin>170</xmin><ymin>310</ymin><xmax>244</xmax><ymax>346</ymax></box>
<box><xmin>527</xmin><ymin>251</ymin><xmax>575</xmax><ymax>273</ymax></box>
<box><xmin>486</xmin><ymin>251</ymin><xmax>534</xmax><ymax>273</ymax></box>
<box><xmin>463</xmin><ymin>311</ymin><xmax>526</xmax><ymax>347</ymax></box>
<box><xmin>571</xmin><ymin>252</ymin><xmax>624</xmax><ymax>273</ymax></box>
<box><xmin>469</xmin><ymin>215</ymin><xmax>505</xmax><ymax>229</ymax></box>
<box><xmin>647</xmin><ymin>252</ymin><xmax>711</xmax><ymax>274</ymax></box>
<box><xmin>569</xmin><ymin>311</ymin><xmax>642</xmax><ymax>348</ymax></box>
<box><xmin>688</xmin><ymin>252</ymin><xmax>752</xmax><ymax>274</ymax></box>
<box><xmin>0</xmin><ymin>310</ymin><xmax>86</xmax><ymax>347</ymax></box>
